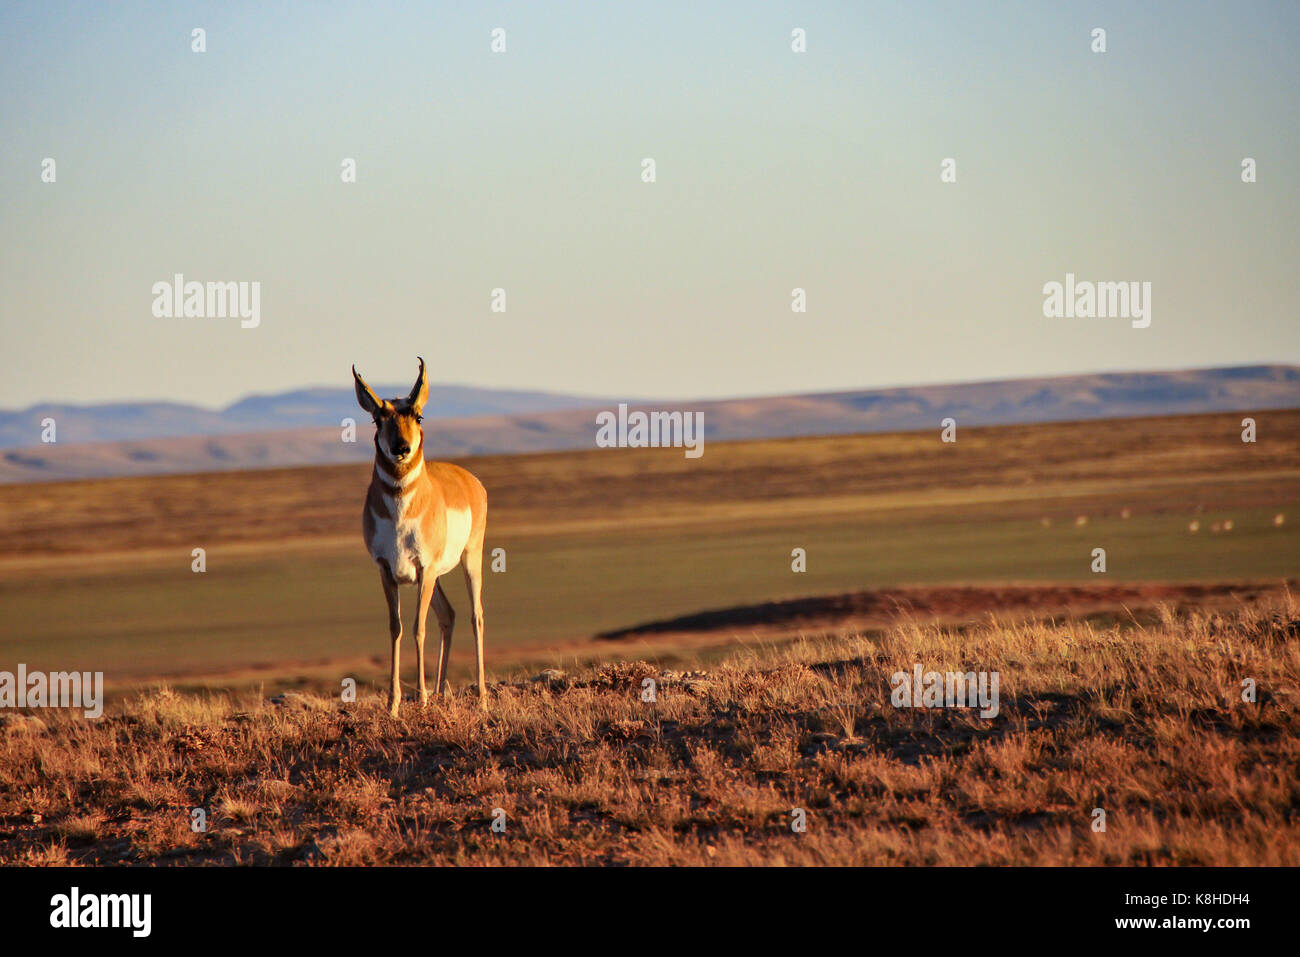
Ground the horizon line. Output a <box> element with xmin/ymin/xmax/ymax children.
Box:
<box><xmin>6</xmin><ymin>360</ymin><xmax>1297</xmax><ymax>416</ymax></box>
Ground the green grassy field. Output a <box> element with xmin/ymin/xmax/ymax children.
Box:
<box><xmin>0</xmin><ymin>410</ymin><xmax>1295</xmax><ymax>687</ymax></box>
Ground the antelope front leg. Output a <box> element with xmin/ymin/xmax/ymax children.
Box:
<box><xmin>379</xmin><ymin>563</ymin><xmax>402</xmax><ymax>717</ymax></box>
<box><xmin>413</xmin><ymin>566</ymin><xmax>436</xmax><ymax>707</ymax></box>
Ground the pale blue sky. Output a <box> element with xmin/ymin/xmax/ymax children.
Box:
<box><xmin>1</xmin><ymin>0</ymin><xmax>1297</xmax><ymax>408</ymax></box>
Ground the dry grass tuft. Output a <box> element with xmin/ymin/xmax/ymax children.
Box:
<box><xmin>2</xmin><ymin>595</ymin><xmax>1298</xmax><ymax>865</ymax></box>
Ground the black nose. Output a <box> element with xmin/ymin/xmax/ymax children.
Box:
<box><xmin>392</xmin><ymin>442</ymin><xmax>411</xmax><ymax>456</ymax></box>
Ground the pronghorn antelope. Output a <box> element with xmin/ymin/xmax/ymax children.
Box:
<box><xmin>353</xmin><ymin>358</ymin><xmax>489</xmax><ymax>716</ymax></box>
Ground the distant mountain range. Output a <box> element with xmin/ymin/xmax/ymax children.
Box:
<box><xmin>1</xmin><ymin>365</ymin><xmax>1296</xmax><ymax>483</ymax></box>
<box><xmin>0</xmin><ymin>384</ymin><xmax>626</xmax><ymax>448</ymax></box>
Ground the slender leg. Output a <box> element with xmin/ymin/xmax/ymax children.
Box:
<box><xmin>379</xmin><ymin>562</ymin><xmax>402</xmax><ymax>717</ymax></box>
<box><xmin>462</xmin><ymin>542</ymin><xmax>487</xmax><ymax>710</ymax></box>
<box><xmin>413</xmin><ymin>566</ymin><xmax>437</xmax><ymax>706</ymax></box>
<box><xmin>432</xmin><ymin>582</ymin><xmax>455</xmax><ymax>698</ymax></box>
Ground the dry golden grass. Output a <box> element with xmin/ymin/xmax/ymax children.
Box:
<box><xmin>2</xmin><ymin>595</ymin><xmax>1297</xmax><ymax>866</ymax></box>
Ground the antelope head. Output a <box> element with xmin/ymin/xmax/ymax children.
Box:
<box><xmin>353</xmin><ymin>357</ymin><xmax>430</xmax><ymax>465</ymax></box>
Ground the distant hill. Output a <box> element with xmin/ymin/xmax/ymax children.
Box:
<box><xmin>0</xmin><ymin>384</ymin><xmax>625</xmax><ymax>449</ymax></box>
<box><xmin>1</xmin><ymin>365</ymin><xmax>1296</xmax><ymax>483</ymax></box>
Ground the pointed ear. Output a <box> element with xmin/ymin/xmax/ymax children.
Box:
<box><xmin>407</xmin><ymin>356</ymin><xmax>429</xmax><ymax>414</ymax></box>
<box><xmin>353</xmin><ymin>365</ymin><xmax>384</xmax><ymax>417</ymax></box>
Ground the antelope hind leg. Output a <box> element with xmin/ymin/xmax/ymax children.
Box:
<box><xmin>432</xmin><ymin>581</ymin><xmax>455</xmax><ymax>698</ymax></box>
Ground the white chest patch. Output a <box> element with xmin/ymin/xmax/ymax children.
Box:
<box><xmin>368</xmin><ymin>488</ymin><xmax>472</xmax><ymax>586</ymax></box>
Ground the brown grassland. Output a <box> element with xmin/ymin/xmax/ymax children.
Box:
<box><xmin>0</xmin><ymin>409</ymin><xmax>1296</xmax><ymax>865</ymax></box>
<box><xmin>0</xmin><ymin>409</ymin><xmax>1296</xmax><ymax>693</ymax></box>
<box><xmin>2</xmin><ymin>594</ymin><xmax>1297</xmax><ymax>865</ymax></box>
